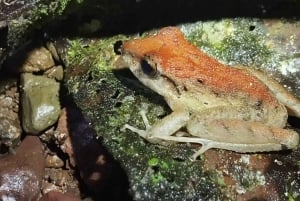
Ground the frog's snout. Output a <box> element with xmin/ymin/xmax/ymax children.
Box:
<box><xmin>113</xmin><ymin>40</ymin><xmax>123</xmax><ymax>55</ymax></box>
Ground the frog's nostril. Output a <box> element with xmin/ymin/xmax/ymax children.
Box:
<box><xmin>141</xmin><ymin>59</ymin><xmax>157</xmax><ymax>77</ymax></box>
<box><xmin>114</xmin><ymin>40</ymin><xmax>123</xmax><ymax>55</ymax></box>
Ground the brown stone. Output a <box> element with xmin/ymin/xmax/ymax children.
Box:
<box><xmin>0</xmin><ymin>136</ymin><xmax>45</xmax><ymax>200</ymax></box>
<box><xmin>38</xmin><ymin>191</ymin><xmax>81</xmax><ymax>201</ymax></box>
<box><xmin>21</xmin><ymin>47</ymin><xmax>55</xmax><ymax>72</ymax></box>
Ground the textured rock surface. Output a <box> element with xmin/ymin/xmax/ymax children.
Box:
<box><xmin>38</xmin><ymin>191</ymin><xmax>81</xmax><ymax>201</ymax></box>
<box><xmin>1</xmin><ymin>1</ymin><xmax>300</xmax><ymax>200</ymax></box>
<box><xmin>0</xmin><ymin>136</ymin><xmax>45</xmax><ymax>201</ymax></box>
<box><xmin>0</xmin><ymin>79</ymin><xmax>21</xmax><ymax>150</ymax></box>
<box><xmin>20</xmin><ymin>47</ymin><xmax>55</xmax><ymax>72</ymax></box>
<box><xmin>21</xmin><ymin>73</ymin><xmax>60</xmax><ymax>134</ymax></box>
<box><xmin>61</xmin><ymin>19</ymin><xmax>300</xmax><ymax>200</ymax></box>
<box><xmin>55</xmin><ymin>107</ymin><xmax>131</xmax><ymax>200</ymax></box>
<box><xmin>45</xmin><ymin>65</ymin><xmax>64</xmax><ymax>81</ymax></box>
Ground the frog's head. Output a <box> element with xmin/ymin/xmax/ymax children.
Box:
<box><xmin>119</xmin><ymin>27</ymin><xmax>212</xmax><ymax>100</ymax></box>
<box><xmin>121</xmin><ymin>44</ymin><xmax>181</xmax><ymax>100</ymax></box>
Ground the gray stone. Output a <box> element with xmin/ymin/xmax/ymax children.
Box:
<box><xmin>21</xmin><ymin>73</ymin><xmax>60</xmax><ymax>134</ymax></box>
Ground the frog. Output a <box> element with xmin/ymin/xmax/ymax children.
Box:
<box><xmin>119</xmin><ymin>26</ymin><xmax>300</xmax><ymax>160</ymax></box>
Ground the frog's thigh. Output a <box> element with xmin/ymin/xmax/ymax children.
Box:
<box><xmin>186</xmin><ymin>105</ymin><xmax>284</xmax><ymax>134</ymax></box>
<box><xmin>246</xmin><ymin>67</ymin><xmax>300</xmax><ymax>118</ymax></box>
<box><xmin>188</xmin><ymin>118</ymin><xmax>298</xmax><ymax>147</ymax></box>
<box><xmin>148</xmin><ymin>110</ymin><xmax>190</xmax><ymax>138</ymax></box>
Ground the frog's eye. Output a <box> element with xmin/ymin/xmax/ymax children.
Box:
<box><xmin>141</xmin><ymin>59</ymin><xmax>157</xmax><ymax>77</ymax></box>
<box><xmin>113</xmin><ymin>40</ymin><xmax>123</xmax><ymax>55</ymax></box>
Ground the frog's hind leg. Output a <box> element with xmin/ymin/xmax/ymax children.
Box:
<box><xmin>159</xmin><ymin>106</ymin><xmax>299</xmax><ymax>160</ymax></box>
<box><xmin>154</xmin><ymin>135</ymin><xmax>216</xmax><ymax>160</ymax></box>
<box><xmin>188</xmin><ymin>119</ymin><xmax>299</xmax><ymax>159</ymax></box>
<box><xmin>157</xmin><ymin>120</ymin><xmax>299</xmax><ymax>160</ymax></box>
<box><xmin>246</xmin><ymin>67</ymin><xmax>300</xmax><ymax>118</ymax></box>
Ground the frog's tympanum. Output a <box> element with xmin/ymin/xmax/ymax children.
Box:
<box><xmin>120</xmin><ymin>27</ymin><xmax>300</xmax><ymax>160</ymax></box>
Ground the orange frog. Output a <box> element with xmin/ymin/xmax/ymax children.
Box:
<box><xmin>120</xmin><ymin>27</ymin><xmax>300</xmax><ymax>160</ymax></box>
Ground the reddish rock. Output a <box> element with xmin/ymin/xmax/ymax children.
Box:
<box><xmin>202</xmin><ymin>149</ymin><xmax>286</xmax><ymax>200</ymax></box>
<box><xmin>55</xmin><ymin>108</ymin><xmax>76</xmax><ymax>167</ymax></box>
<box><xmin>38</xmin><ymin>191</ymin><xmax>81</xmax><ymax>201</ymax></box>
<box><xmin>0</xmin><ymin>136</ymin><xmax>45</xmax><ymax>201</ymax></box>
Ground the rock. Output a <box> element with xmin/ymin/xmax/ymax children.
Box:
<box><xmin>62</xmin><ymin>19</ymin><xmax>300</xmax><ymax>200</ymax></box>
<box><xmin>55</xmin><ymin>107</ymin><xmax>130</xmax><ymax>200</ymax></box>
<box><xmin>20</xmin><ymin>47</ymin><xmax>55</xmax><ymax>72</ymax></box>
<box><xmin>45</xmin><ymin>155</ymin><xmax>64</xmax><ymax>168</ymax></box>
<box><xmin>21</xmin><ymin>73</ymin><xmax>60</xmax><ymax>134</ymax></box>
<box><xmin>47</xmin><ymin>169</ymin><xmax>73</xmax><ymax>187</ymax></box>
<box><xmin>45</xmin><ymin>42</ymin><xmax>61</xmax><ymax>63</ymax></box>
<box><xmin>42</xmin><ymin>168</ymin><xmax>80</xmax><ymax>197</ymax></box>
<box><xmin>0</xmin><ymin>80</ymin><xmax>21</xmax><ymax>150</ymax></box>
<box><xmin>38</xmin><ymin>191</ymin><xmax>81</xmax><ymax>201</ymax></box>
<box><xmin>55</xmin><ymin>108</ymin><xmax>76</xmax><ymax>167</ymax></box>
<box><xmin>41</xmin><ymin>182</ymin><xmax>60</xmax><ymax>195</ymax></box>
<box><xmin>45</xmin><ymin>65</ymin><xmax>64</xmax><ymax>81</ymax></box>
<box><xmin>0</xmin><ymin>136</ymin><xmax>45</xmax><ymax>200</ymax></box>
<box><xmin>0</xmin><ymin>117</ymin><xmax>20</xmax><ymax>148</ymax></box>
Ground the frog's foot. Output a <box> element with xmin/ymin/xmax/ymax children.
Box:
<box><xmin>154</xmin><ymin>135</ymin><xmax>215</xmax><ymax>160</ymax></box>
<box><xmin>191</xmin><ymin>144</ymin><xmax>214</xmax><ymax>161</ymax></box>
<box><xmin>121</xmin><ymin>110</ymin><xmax>151</xmax><ymax>139</ymax></box>
<box><xmin>121</xmin><ymin>123</ymin><xmax>147</xmax><ymax>138</ymax></box>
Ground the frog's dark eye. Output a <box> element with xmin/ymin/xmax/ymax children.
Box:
<box><xmin>141</xmin><ymin>59</ymin><xmax>157</xmax><ymax>77</ymax></box>
<box><xmin>113</xmin><ymin>40</ymin><xmax>123</xmax><ymax>55</ymax></box>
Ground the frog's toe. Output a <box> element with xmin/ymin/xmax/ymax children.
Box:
<box><xmin>121</xmin><ymin>124</ymin><xmax>147</xmax><ymax>138</ymax></box>
<box><xmin>191</xmin><ymin>143</ymin><xmax>213</xmax><ymax>160</ymax></box>
<box><xmin>139</xmin><ymin>110</ymin><xmax>152</xmax><ymax>129</ymax></box>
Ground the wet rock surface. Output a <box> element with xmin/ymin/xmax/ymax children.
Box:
<box><xmin>38</xmin><ymin>191</ymin><xmax>81</xmax><ymax>201</ymax></box>
<box><xmin>0</xmin><ymin>78</ymin><xmax>21</xmax><ymax>150</ymax></box>
<box><xmin>0</xmin><ymin>0</ymin><xmax>76</xmax><ymax>66</ymax></box>
<box><xmin>21</xmin><ymin>73</ymin><xmax>60</xmax><ymax>134</ymax></box>
<box><xmin>55</xmin><ymin>107</ymin><xmax>131</xmax><ymax>200</ymax></box>
<box><xmin>1</xmin><ymin>1</ymin><xmax>300</xmax><ymax>200</ymax></box>
<box><xmin>45</xmin><ymin>65</ymin><xmax>64</xmax><ymax>81</ymax></box>
<box><xmin>0</xmin><ymin>136</ymin><xmax>45</xmax><ymax>201</ymax></box>
<box><xmin>62</xmin><ymin>19</ymin><xmax>300</xmax><ymax>200</ymax></box>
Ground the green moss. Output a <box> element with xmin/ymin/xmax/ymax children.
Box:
<box><xmin>185</xmin><ymin>18</ymin><xmax>272</xmax><ymax>67</ymax></box>
<box><xmin>147</xmin><ymin>158</ymin><xmax>170</xmax><ymax>185</ymax></box>
<box><xmin>231</xmin><ymin>166</ymin><xmax>265</xmax><ymax>193</ymax></box>
<box><xmin>27</xmin><ymin>0</ymin><xmax>72</xmax><ymax>20</ymax></box>
<box><xmin>66</xmin><ymin>35</ymin><xmax>127</xmax><ymax>77</ymax></box>
<box><xmin>7</xmin><ymin>0</ymin><xmax>74</xmax><ymax>47</ymax></box>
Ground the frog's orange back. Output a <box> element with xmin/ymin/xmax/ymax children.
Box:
<box><xmin>123</xmin><ymin>27</ymin><xmax>279</xmax><ymax>106</ymax></box>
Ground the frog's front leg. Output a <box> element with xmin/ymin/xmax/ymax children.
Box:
<box><xmin>122</xmin><ymin>110</ymin><xmax>190</xmax><ymax>144</ymax></box>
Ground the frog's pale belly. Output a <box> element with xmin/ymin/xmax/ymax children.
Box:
<box><xmin>120</xmin><ymin>26</ymin><xmax>300</xmax><ymax>160</ymax></box>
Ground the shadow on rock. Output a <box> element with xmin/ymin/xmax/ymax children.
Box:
<box><xmin>60</xmin><ymin>105</ymin><xmax>132</xmax><ymax>201</ymax></box>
